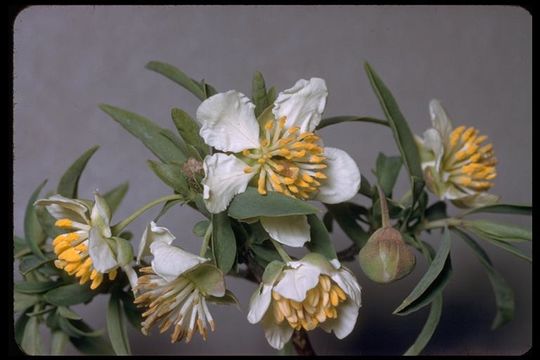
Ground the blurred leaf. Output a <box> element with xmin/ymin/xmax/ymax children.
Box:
<box><xmin>35</xmin><ymin>206</ymin><xmax>63</xmax><ymax>239</ymax></box>
<box><xmin>24</xmin><ymin>179</ymin><xmax>48</xmax><ymax>258</ymax></box>
<box><xmin>103</xmin><ymin>182</ymin><xmax>129</xmax><ymax>216</ymax></box>
<box><xmin>153</xmin><ymin>197</ymin><xmax>184</xmax><ymax>222</ymax></box>
<box><xmin>278</xmin><ymin>340</ymin><xmax>297</xmax><ymax>355</ymax></box>
<box><xmin>57</xmin><ymin>306</ymin><xmax>82</xmax><ymax>320</ymax></box>
<box><xmin>147</xmin><ymin>160</ymin><xmax>190</xmax><ymax>196</ymax></box>
<box><xmin>267</xmin><ymin>86</ymin><xmax>277</xmax><ymax>105</ymax></box>
<box><xmin>118</xmin><ymin>231</ymin><xmax>133</xmax><ymax>241</ymax></box>
<box><xmin>171</xmin><ymin>107</ymin><xmax>209</xmax><ymax>157</ymax></box>
<box><xmin>463</xmin><ymin>220</ymin><xmax>531</xmax><ymax>243</ymax></box>
<box><xmin>404</xmin><ymin>295</ymin><xmax>443</xmax><ymax>355</ymax></box>
<box><xmin>461</xmin><ymin>203</ymin><xmax>532</xmax><ymax>217</ymax></box>
<box><xmin>51</xmin><ymin>330</ymin><xmax>69</xmax><ymax>355</ymax></box>
<box><xmin>193</xmin><ymin>220</ymin><xmax>210</xmax><ymax>237</ymax></box>
<box><xmin>59</xmin><ymin>317</ymin><xmax>103</xmax><ymax>338</ymax></box>
<box><xmin>316</xmin><ymin>116</ymin><xmax>389</xmax><ymax>130</ymax></box>
<box><xmin>112</xmin><ymin>237</ymin><xmax>133</xmax><ymax>266</ymax></box>
<box><xmin>69</xmin><ymin>320</ymin><xmax>115</xmax><ymax>355</ymax></box>
<box><xmin>15</xmin><ymin>281</ymin><xmax>59</xmax><ymax>294</ymax></box>
<box><xmin>14</xmin><ymin>292</ymin><xmax>39</xmax><ymax>313</ymax></box>
<box><xmin>324</xmin><ymin>203</ymin><xmax>369</xmax><ymax>248</ymax></box>
<box><xmin>43</xmin><ymin>283</ymin><xmax>96</xmax><ymax>306</ymax></box>
<box><xmin>99</xmin><ymin>104</ymin><xmax>186</xmax><ymax>163</ymax></box>
<box><xmin>15</xmin><ymin>311</ymin><xmax>30</xmax><ymax>346</ymax></box>
<box><xmin>107</xmin><ymin>293</ymin><xmax>131</xmax><ymax>355</ymax></box>
<box><xmin>375</xmin><ymin>153</ymin><xmax>402</xmax><ymax>196</ymax></box>
<box><xmin>480</xmin><ymin>238</ymin><xmax>531</xmax><ymax>262</ymax></box>
<box><xmin>251</xmin><ymin>241</ymin><xmax>282</xmax><ymax>268</ymax></box>
<box><xmin>228</xmin><ymin>187</ymin><xmax>319</xmax><ymax>219</ymax></box>
<box><xmin>452</xmin><ymin>229</ymin><xmax>514</xmax><ymax>329</ymax></box>
<box><xmin>145</xmin><ymin>61</ymin><xmax>208</xmax><ymax>101</ymax></box>
<box><xmin>394</xmin><ymin>227</ymin><xmax>452</xmax><ymax>315</ymax></box>
<box><xmin>19</xmin><ymin>253</ymin><xmax>56</xmax><ymax>276</ymax></box>
<box><xmin>425</xmin><ymin>201</ymin><xmax>447</xmax><ymax>222</ymax></box>
<box><xmin>27</xmin><ymin>306</ymin><xmax>56</xmax><ymax>317</ymax></box>
<box><xmin>212</xmin><ymin>212</ymin><xmax>237</xmax><ymax>274</ymax></box>
<box><xmin>306</xmin><ymin>215</ymin><xmax>337</xmax><ymax>261</ymax></box>
<box><xmin>358</xmin><ymin>174</ymin><xmax>374</xmax><ymax>197</ymax></box>
<box><xmin>322</xmin><ymin>212</ymin><xmax>333</xmax><ymax>232</ymax></box>
<box><xmin>57</xmin><ymin>146</ymin><xmax>99</xmax><ymax>198</ymax></box>
<box><xmin>252</xmin><ymin>71</ymin><xmax>270</xmax><ymax>117</ymax></box>
<box><xmin>207</xmin><ymin>289</ymin><xmax>240</xmax><ymax>308</ymax></box>
<box><xmin>21</xmin><ymin>313</ymin><xmax>43</xmax><ymax>355</ymax></box>
<box><xmin>119</xmin><ymin>291</ymin><xmax>142</xmax><ymax>329</ymax></box>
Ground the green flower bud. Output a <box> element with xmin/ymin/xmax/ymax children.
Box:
<box><xmin>358</xmin><ymin>227</ymin><xmax>416</xmax><ymax>283</ymax></box>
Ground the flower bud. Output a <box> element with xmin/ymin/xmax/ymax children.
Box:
<box><xmin>358</xmin><ymin>227</ymin><xmax>416</xmax><ymax>284</ymax></box>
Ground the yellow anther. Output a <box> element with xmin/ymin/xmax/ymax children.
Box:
<box><xmin>283</xmin><ymin>177</ymin><xmax>295</xmax><ymax>185</ymax></box>
<box><xmin>296</xmin><ymin>179</ymin><xmax>310</xmax><ymax>188</ymax></box>
<box><xmin>449</xmin><ymin>126</ymin><xmax>466</xmax><ymax>147</ymax></box>
<box><xmin>258</xmin><ymin>171</ymin><xmax>267</xmax><ymax>195</ymax></box>
<box><xmin>291</xmin><ymin>150</ymin><xmax>306</xmax><ymax>158</ymax></box>
<box><xmin>454</xmin><ymin>176</ymin><xmax>472</xmax><ymax>186</ymax></box>
<box><xmin>475</xmin><ymin>135</ymin><xmax>488</xmax><ymax>144</ymax></box>
<box><xmin>314</xmin><ymin>172</ymin><xmax>327</xmax><ymax>179</ymax></box>
<box><xmin>108</xmin><ymin>269</ymin><xmax>118</xmax><ymax>281</ymax></box>
<box><xmin>54</xmin><ymin>242</ymin><xmax>71</xmax><ymax>255</ymax></box>
<box><xmin>257</xmin><ymin>158</ymin><xmax>266</xmax><ymax>164</ymax></box>
<box><xmin>302</xmin><ymin>174</ymin><xmax>314</xmax><ymax>183</ymax></box>
<box><xmin>243</xmin><ymin>166</ymin><xmax>253</xmax><ymax>174</ymax></box>
<box><xmin>79</xmin><ymin>272</ymin><xmax>91</xmax><ymax>285</ymax></box>
<box><xmin>278</xmin><ymin>116</ymin><xmax>287</xmax><ymax>128</ymax></box>
<box><xmin>264</xmin><ymin>120</ymin><xmax>274</xmax><ymax>130</ymax></box>
<box><xmin>64</xmin><ymin>262</ymin><xmax>80</xmax><ymax>274</ymax></box>
<box><xmin>287</xmin><ymin>126</ymin><xmax>299</xmax><ymax>134</ymax></box>
<box><xmin>260</xmin><ymin>139</ymin><xmax>269</xmax><ymax>147</ymax></box>
<box><xmin>90</xmin><ymin>272</ymin><xmax>104</xmax><ymax>289</ymax></box>
<box><xmin>279</xmin><ymin>148</ymin><xmax>291</xmax><ymax>157</ymax></box>
<box><xmin>278</xmin><ymin>137</ymin><xmax>294</xmax><ymax>146</ymax></box>
<box><xmin>242</xmin><ymin>149</ymin><xmax>251</xmax><ymax>156</ymax></box>
<box><xmin>58</xmin><ymin>248</ymin><xmax>81</xmax><ymax>262</ymax></box>
<box><xmin>461</xmin><ymin>127</ymin><xmax>476</xmax><ymax>142</ymax></box>
<box><xmin>309</xmin><ymin>155</ymin><xmax>325</xmax><ymax>163</ymax></box>
<box><xmin>454</xmin><ymin>150</ymin><xmax>468</xmax><ymax>161</ymax></box>
<box><xmin>55</xmin><ymin>218</ymin><xmax>73</xmax><ymax>228</ymax></box>
<box><xmin>54</xmin><ymin>260</ymin><xmax>66</xmax><ymax>269</ymax></box>
<box><xmin>479</xmin><ymin>144</ymin><xmax>493</xmax><ymax>154</ymax></box>
<box><xmin>288</xmin><ymin>185</ymin><xmax>299</xmax><ymax>193</ymax></box>
<box><xmin>90</xmin><ymin>269</ymin><xmax>98</xmax><ymax>280</ymax></box>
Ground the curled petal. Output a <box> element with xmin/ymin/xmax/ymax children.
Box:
<box><xmin>137</xmin><ymin>221</ymin><xmax>175</xmax><ymax>264</ymax></box>
<box><xmin>261</xmin><ymin>311</ymin><xmax>294</xmax><ymax>350</ymax></box>
<box><xmin>88</xmin><ymin>227</ymin><xmax>118</xmax><ymax>273</ymax></box>
<box><xmin>316</xmin><ymin>147</ymin><xmax>361</xmax><ymax>204</ymax></box>
<box><xmin>273</xmin><ymin>265</ymin><xmax>320</xmax><ymax>302</ymax></box>
<box><xmin>259</xmin><ymin>215</ymin><xmax>310</xmax><ymax>248</ymax></box>
<box><xmin>197</xmin><ymin>90</ymin><xmax>260</xmax><ymax>153</ymax></box>
<box><xmin>319</xmin><ymin>297</ymin><xmax>360</xmax><ymax>339</ymax></box>
<box><xmin>150</xmin><ymin>241</ymin><xmax>208</xmax><ymax>282</ymax></box>
<box><xmin>34</xmin><ymin>195</ymin><xmax>90</xmax><ymax>224</ymax></box>
<box><xmin>247</xmin><ymin>283</ymin><xmax>273</xmax><ymax>324</ymax></box>
<box><xmin>91</xmin><ymin>192</ymin><xmax>111</xmax><ymax>238</ymax></box>
<box><xmin>429</xmin><ymin>99</ymin><xmax>454</xmax><ymax>141</ymax></box>
<box><xmin>421</xmin><ymin>129</ymin><xmax>444</xmax><ymax>172</ymax></box>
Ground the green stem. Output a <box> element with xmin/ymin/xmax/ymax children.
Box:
<box><xmin>271</xmin><ymin>239</ymin><xmax>292</xmax><ymax>262</ymax></box>
<box><xmin>377</xmin><ymin>185</ymin><xmax>390</xmax><ymax>228</ymax></box>
<box><xmin>111</xmin><ymin>194</ymin><xmax>183</xmax><ymax>234</ymax></box>
<box><xmin>200</xmin><ymin>222</ymin><xmax>213</xmax><ymax>257</ymax></box>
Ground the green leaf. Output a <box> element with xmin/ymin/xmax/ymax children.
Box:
<box><xmin>171</xmin><ymin>107</ymin><xmax>209</xmax><ymax>158</ymax></box>
<box><xmin>322</xmin><ymin>212</ymin><xmax>334</xmax><ymax>232</ymax></box>
<box><xmin>212</xmin><ymin>212</ymin><xmax>237</xmax><ymax>274</ymax></box>
<box><xmin>103</xmin><ymin>182</ymin><xmax>129</xmax><ymax>216</ymax></box>
<box><xmin>252</xmin><ymin>71</ymin><xmax>270</xmax><ymax>117</ymax></box>
<box><xmin>147</xmin><ymin>160</ymin><xmax>190</xmax><ymax>196</ymax></box>
<box><xmin>25</xmin><ymin>179</ymin><xmax>48</xmax><ymax>258</ymax></box>
<box><xmin>228</xmin><ymin>187</ymin><xmax>319</xmax><ymax>219</ymax></box>
<box><xmin>14</xmin><ymin>292</ymin><xmax>39</xmax><ymax>313</ymax></box>
<box><xmin>51</xmin><ymin>330</ymin><xmax>69</xmax><ymax>355</ymax></box>
<box><xmin>251</xmin><ymin>242</ymin><xmax>282</xmax><ymax>267</ymax></box>
<box><xmin>262</xmin><ymin>260</ymin><xmax>286</xmax><ymax>284</ymax></box>
<box><xmin>99</xmin><ymin>104</ymin><xmax>186</xmax><ymax>163</ymax></box>
<box><xmin>43</xmin><ymin>283</ymin><xmax>96</xmax><ymax>306</ymax></box>
<box><xmin>306</xmin><ymin>215</ymin><xmax>338</xmax><ymax>261</ymax></box>
<box><xmin>394</xmin><ymin>227</ymin><xmax>452</xmax><ymax>315</ymax></box>
<box><xmin>119</xmin><ymin>291</ymin><xmax>142</xmax><ymax>329</ymax></box>
<box><xmin>112</xmin><ymin>236</ymin><xmax>133</xmax><ymax>266</ymax></box>
<box><xmin>193</xmin><ymin>220</ymin><xmax>210</xmax><ymax>237</ymax></box>
<box><xmin>145</xmin><ymin>61</ymin><xmax>207</xmax><ymax>101</ymax></box>
<box><xmin>69</xmin><ymin>320</ymin><xmax>115</xmax><ymax>355</ymax></box>
<box><xmin>57</xmin><ymin>306</ymin><xmax>82</xmax><ymax>320</ymax></box>
<box><xmin>358</xmin><ymin>174</ymin><xmax>374</xmax><ymax>197</ymax></box>
<box><xmin>481</xmin><ymin>238</ymin><xmax>531</xmax><ymax>262</ymax></box>
<box><xmin>15</xmin><ymin>311</ymin><xmax>30</xmax><ymax>346</ymax></box>
<box><xmin>316</xmin><ymin>116</ymin><xmax>389</xmax><ymax>130</ymax></box>
<box><xmin>324</xmin><ymin>203</ymin><xmax>369</xmax><ymax>248</ymax></box>
<box><xmin>207</xmin><ymin>289</ymin><xmax>241</xmax><ymax>308</ymax></box>
<box><xmin>19</xmin><ymin>253</ymin><xmax>56</xmax><ymax>276</ymax></box>
<box><xmin>463</xmin><ymin>220</ymin><xmax>531</xmax><ymax>243</ymax></box>
<box><xmin>404</xmin><ymin>295</ymin><xmax>443</xmax><ymax>355</ymax></box>
<box><xmin>15</xmin><ymin>281</ymin><xmax>60</xmax><ymax>294</ymax></box>
<box><xmin>59</xmin><ymin>317</ymin><xmax>103</xmax><ymax>338</ymax></box>
<box><xmin>375</xmin><ymin>153</ymin><xmax>402</xmax><ymax>196</ymax></box>
<box><xmin>21</xmin><ymin>313</ymin><xmax>43</xmax><ymax>355</ymax></box>
<box><xmin>425</xmin><ymin>201</ymin><xmax>448</xmax><ymax>222</ymax></box>
<box><xmin>364</xmin><ymin>62</ymin><xmax>423</xmax><ymax>182</ymax></box>
<box><xmin>153</xmin><ymin>198</ymin><xmax>184</xmax><ymax>222</ymax></box>
<box><xmin>107</xmin><ymin>293</ymin><xmax>131</xmax><ymax>355</ymax></box>
<box><xmin>460</xmin><ymin>203</ymin><xmax>532</xmax><ymax>217</ymax></box>
<box><xmin>452</xmin><ymin>229</ymin><xmax>514</xmax><ymax>329</ymax></box>
<box><xmin>57</xmin><ymin>146</ymin><xmax>99</xmax><ymax>198</ymax></box>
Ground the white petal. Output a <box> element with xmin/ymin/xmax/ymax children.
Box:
<box><xmin>150</xmin><ymin>242</ymin><xmax>208</xmax><ymax>282</ymax></box>
<box><xmin>202</xmin><ymin>154</ymin><xmax>255</xmax><ymax>214</ymax></box>
<box><xmin>259</xmin><ymin>215</ymin><xmax>310</xmax><ymax>248</ymax></box>
<box><xmin>90</xmin><ymin>192</ymin><xmax>111</xmax><ymax>238</ymax></box>
<box><xmin>88</xmin><ymin>227</ymin><xmax>118</xmax><ymax>273</ymax></box>
<box><xmin>34</xmin><ymin>195</ymin><xmax>90</xmax><ymax>224</ymax></box>
<box><xmin>261</xmin><ymin>311</ymin><xmax>294</xmax><ymax>350</ymax></box>
<box><xmin>247</xmin><ymin>284</ymin><xmax>273</xmax><ymax>324</ymax></box>
<box><xmin>273</xmin><ymin>265</ymin><xmax>320</xmax><ymax>302</ymax></box>
<box><xmin>319</xmin><ymin>298</ymin><xmax>360</xmax><ymax>339</ymax></box>
<box><xmin>422</xmin><ymin>128</ymin><xmax>444</xmax><ymax>172</ymax></box>
<box><xmin>272</xmin><ymin>78</ymin><xmax>328</xmax><ymax>133</ymax></box>
<box><xmin>331</xmin><ymin>268</ymin><xmax>362</xmax><ymax>308</ymax></box>
<box><xmin>122</xmin><ymin>265</ymin><xmax>139</xmax><ymax>290</ymax></box>
<box><xmin>137</xmin><ymin>222</ymin><xmax>176</xmax><ymax>264</ymax></box>
<box><xmin>429</xmin><ymin>99</ymin><xmax>453</xmax><ymax>140</ymax></box>
<box><xmin>316</xmin><ymin>147</ymin><xmax>361</xmax><ymax>204</ymax></box>
<box><xmin>197</xmin><ymin>90</ymin><xmax>260</xmax><ymax>152</ymax></box>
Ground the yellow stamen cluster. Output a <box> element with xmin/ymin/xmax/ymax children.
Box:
<box><xmin>271</xmin><ymin>275</ymin><xmax>347</xmax><ymax>331</ymax></box>
<box><xmin>444</xmin><ymin>126</ymin><xmax>497</xmax><ymax>192</ymax></box>
<box><xmin>134</xmin><ymin>267</ymin><xmax>216</xmax><ymax>344</ymax></box>
<box><xmin>242</xmin><ymin>116</ymin><xmax>327</xmax><ymax>199</ymax></box>
<box><xmin>52</xmin><ymin>219</ymin><xmax>116</xmax><ymax>289</ymax></box>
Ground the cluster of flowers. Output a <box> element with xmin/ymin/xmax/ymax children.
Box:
<box><xmin>34</xmin><ymin>77</ymin><xmax>497</xmax><ymax>349</ymax></box>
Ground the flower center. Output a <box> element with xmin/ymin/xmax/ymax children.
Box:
<box><xmin>53</xmin><ymin>219</ymin><xmax>116</xmax><ymax>289</ymax></box>
<box><xmin>271</xmin><ymin>274</ymin><xmax>347</xmax><ymax>331</ymax></box>
<box><xmin>443</xmin><ymin>126</ymin><xmax>497</xmax><ymax>192</ymax></box>
<box><xmin>241</xmin><ymin>116</ymin><xmax>328</xmax><ymax>199</ymax></box>
<box><xmin>134</xmin><ymin>267</ymin><xmax>215</xmax><ymax>343</ymax></box>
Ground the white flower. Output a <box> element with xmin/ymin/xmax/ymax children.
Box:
<box><xmin>134</xmin><ymin>222</ymin><xmax>226</xmax><ymax>343</ymax></box>
<box><xmin>247</xmin><ymin>253</ymin><xmax>362</xmax><ymax>350</ymax></box>
<box><xmin>34</xmin><ymin>193</ymin><xmax>135</xmax><ymax>289</ymax></box>
<box><xmin>197</xmin><ymin>78</ymin><xmax>361</xmax><ymax>246</ymax></box>
<box><xmin>416</xmin><ymin>99</ymin><xmax>499</xmax><ymax>208</ymax></box>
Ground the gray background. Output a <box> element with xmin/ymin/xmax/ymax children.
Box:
<box><xmin>13</xmin><ymin>5</ymin><xmax>531</xmax><ymax>355</ymax></box>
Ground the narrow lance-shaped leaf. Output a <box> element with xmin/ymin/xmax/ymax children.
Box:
<box><xmin>212</xmin><ymin>212</ymin><xmax>237</xmax><ymax>274</ymax></box>
<box><xmin>25</xmin><ymin>179</ymin><xmax>48</xmax><ymax>258</ymax></box>
<box><xmin>394</xmin><ymin>227</ymin><xmax>452</xmax><ymax>315</ymax></box>
<box><xmin>460</xmin><ymin>203</ymin><xmax>532</xmax><ymax>217</ymax></box>
<box><xmin>375</xmin><ymin>152</ymin><xmax>402</xmax><ymax>196</ymax></box>
<box><xmin>69</xmin><ymin>320</ymin><xmax>115</xmax><ymax>355</ymax></box>
<box><xmin>252</xmin><ymin>71</ymin><xmax>269</xmax><ymax>117</ymax></box>
<box><xmin>20</xmin><ymin>312</ymin><xmax>43</xmax><ymax>355</ymax></box>
<box><xmin>103</xmin><ymin>182</ymin><xmax>129</xmax><ymax>216</ymax></box>
<box><xmin>107</xmin><ymin>293</ymin><xmax>131</xmax><ymax>355</ymax></box>
<box><xmin>171</xmin><ymin>107</ymin><xmax>208</xmax><ymax>158</ymax></box>
<box><xmin>14</xmin><ymin>281</ymin><xmax>60</xmax><ymax>294</ymax></box>
<box><xmin>51</xmin><ymin>330</ymin><xmax>69</xmax><ymax>355</ymax></box>
<box><xmin>452</xmin><ymin>228</ymin><xmax>515</xmax><ymax>329</ymax></box>
<box><xmin>43</xmin><ymin>283</ymin><xmax>96</xmax><ymax>307</ymax></box>
<box><xmin>147</xmin><ymin>160</ymin><xmax>190</xmax><ymax>197</ymax></box>
<box><xmin>306</xmin><ymin>214</ymin><xmax>338</xmax><ymax>261</ymax></box>
<box><xmin>316</xmin><ymin>116</ymin><xmax>389</xmax><ymax>130</ymax></box>
<box><xmin>99</xmin><ymin>104</ymin><xmax>186</xmax><ymax>164</ymax></box>
<box><xmin>145</xmin><ymin>61</ymin><xmax>207</xmax><ymax>101</ymax></box>
<box><xmin>462</xmin><ymin>220</ymin><xmax>531</xmax><ymax>243</ymax></box>
<box><xmin>57</xmin><ymin>145</ymin><xmax>99</xmax><ymax>198</ymax></box>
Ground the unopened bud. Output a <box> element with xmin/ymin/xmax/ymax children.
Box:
<box><xmin>358</xmin><ymin>227</ymin><xmax>416</xmax><ymax>283</ymax></box>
